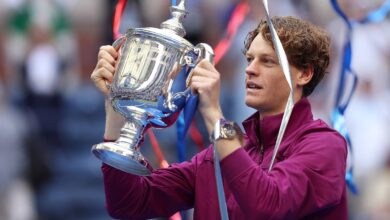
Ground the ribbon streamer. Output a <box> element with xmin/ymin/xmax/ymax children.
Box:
<box><xmin>176</xmin><ymin>112</ymin><xmax>186</xmax><ymax>162</ymax></box>
<box><xmin>359</xmin><ymin>0</ymin><xmax>390</xmax><ymax>23</ymax></box>
<box><xmin>213</xmin><ymin>143</ymin><xmax>230</xmax><ymax>220</ymax></box>
<box><xmin>329</xmin><ymin>0</ymin><xmax>390</xmax><ymax>194</ymax></box>
<box><xmin>188</xmin><ymin>120</ymin><xmax>206</xmax><ymax>149</ymax></box>
<box><xmin>214</xmin><ymin>1</ymin><xmax>250</xmax><ymax>64</ymax></box>
<box><xmin>261</xmin><ymin>0</ymin><xmax>295</xmax><ymax>172</ymax></box>
<box><xmin>147</xmin><ymin>130</ymin><xmax>169</xmax><ymax>168</ymax></box>
<box><xmin>330</xmin><ymin>0</ymin><xmax>359</xmax><ymax>194</ymax></box>
<box><xmin>113</xmin><ymin>0</ymin><xmax>127</xmax><ymax>40</ymax></box>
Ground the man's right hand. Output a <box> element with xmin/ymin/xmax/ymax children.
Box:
<box><xmin>91</xmin><ymin>45</ymin><xmax>120</xmax><ymax>95</ymax></box>
<box><xmin>91</xmin><ymin>44</ymin><xmax>125</xmax><ymax>140</ymax></box>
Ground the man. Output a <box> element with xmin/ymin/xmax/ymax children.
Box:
<box><xmin>91</xmin><ymin>16</ymin><xmax>347</xmax><ymax>219</ymax></box>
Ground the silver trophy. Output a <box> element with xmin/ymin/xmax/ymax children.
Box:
<box><xmin>92</xmin><ymin>0</ymin><xmax>214</xmax><ymax>176</ymax></box>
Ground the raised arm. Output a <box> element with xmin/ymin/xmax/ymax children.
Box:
<box><xmin>91</xmin><ymin>44</ymin><xmax>198</xmax><ymax>219</ymax></box>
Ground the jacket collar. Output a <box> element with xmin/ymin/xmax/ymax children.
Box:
<box><xmin>242</xmin><ymin>98</ymin><xmax>313</xmax><ymax>147</ymax></box>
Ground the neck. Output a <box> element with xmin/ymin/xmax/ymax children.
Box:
<box><xmin>259</xmin><ymin>95</ymin><xmax>304</xmax><ymax>120</ymax></box>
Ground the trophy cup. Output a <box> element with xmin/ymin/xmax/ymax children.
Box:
<box><xmin>92</xmin><ymin>0</ymin><xmax>214</xmax><ymax>176</ymax></box>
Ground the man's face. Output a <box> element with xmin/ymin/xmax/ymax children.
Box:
<box><xmin>244</xmin><ymin>34</ymin><xmax>301</xmax><ymax>116</ymax></box>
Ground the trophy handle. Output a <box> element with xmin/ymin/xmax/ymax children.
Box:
<box><xmin>184</xmin><ymin>43</ymin><xmax>215</xmax><ymax>88</ymax></box>
<box><xmin>112</xmin><ymin>35</ymin><xmax>126</xmax><ymax>49</ymax></box>
<box><xmin>164</xmin><ymin>43</ymin><xmax>214</xmax><ymax>112</ymax></box>
<box><xmin>105</xmin><ymin>36</ymin><xmax>126</xmax><ymax>90</ymax></box>
<box><xmin>194</xmin><ymin>43</ymin><xmax>215</xmax><ymax>65</ymax></box>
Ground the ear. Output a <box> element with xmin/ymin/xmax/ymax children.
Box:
<box><xmin>296</xmin><ymin>66</ymin><xmax>314</xmax><ymax>87</ymax></box>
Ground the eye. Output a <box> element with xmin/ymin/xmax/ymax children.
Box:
<box><xmin>261</xmin><ymin>57</ymin><xmax>277</xmax><ymax>65</ymax></box>
<box><xmin>246</xmin><ymin>56</ymin><xmax>253</xmax><ymax>64</ymax></box>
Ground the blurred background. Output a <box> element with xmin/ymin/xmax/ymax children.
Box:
<box><xmin>0</xmin><ymin>0</ymin><xmax>389</xmax><ymax>219</ymax></box>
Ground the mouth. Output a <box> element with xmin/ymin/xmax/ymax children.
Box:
<box><xmin>246</xmin><ymin>81</ymin><xmax>263</xmax><ymax>90</ymax></box>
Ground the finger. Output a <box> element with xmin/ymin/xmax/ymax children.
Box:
<box><xmin>99</xmin><ymin>45</ymin><xmax>119</xmax><ymax>60</ymax></box>
<box><xmin>91</xmin><ymin>71</ymin><xmax>110</xmax><ymax>94</ymax></box>
<box><xmin>191</xmin><ymin>73</ymin><xmax>220</xmax><ymax>93</ymax></box>
<box><xmin>103</xmin><ymin>63</ymin><xmax>115</xmax><ymax>75</ymax></box>
<box><xmin>97</xmin><ymin>59</ymin><xmax>115</xmax><ymax>74</ymax></box>
<box><xmin>192</xmin><ymin>66</ymin><xmax>216</xmax><ymax>77</ymax></box>
<box><xmin>98</xmin><ymin>50</ymin><xmax>117</xmax><ymax>65</ymax></box>
<box><xmin>95</xmin><ymin>79</ymin><xmax>110</xmax><ymax>95</ymax></box>
<box><xmin>192</xmin><ymin>66</ymin><xmax>219</xmax><ymax>79</ymax></box>
<box><xmin>97</xmin><ymin>67</ymin><xmax>115</xmax><ymax>83</ymax></box>
<box><xmin>187</xmin><ymin>67</ymin><xmax>220</xmax><ymax>88</ymax></box>
<box><xmin>190</xmin><ymin>81</ymin><xmax>200</xmax><ymax>94</ymax></box>
<box><xmin>197</xmin><ymin>59</ymin><xmax>218</xmax><ymax>72</ymax></box>
<box><xmin>91</xmin><ymin>66</ymin><xmax>114</xmax><ymax>85</ymax></box>
<box><xmin>190</xmin><ymin>80</ymin><xmax>214</xmax><ymax>95</ymax></box>
<box><xmin>185</xmin><ymin>59</ymin><xmax>219</xmax><ymax>87</ymax></box>
<box><xmin>190</xmin><ymin>76</ymin><xmax>218</xmax><ymax>90</ymax></box>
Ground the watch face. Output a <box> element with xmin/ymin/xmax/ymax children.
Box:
<box><xmin>221</xmin><ymin>123</ymin><xmax>236</xmax><ymax>139</ymax></box>
<box><xmin>210</xmin><ymin>119</ymin><xmax>242</xmax><ymax>142</ymax></box>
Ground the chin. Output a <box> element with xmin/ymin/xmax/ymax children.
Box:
<box><xmin>245</xmin><ymin>99</ymin><xmax>262</xmax><ymax>111</ymax></box>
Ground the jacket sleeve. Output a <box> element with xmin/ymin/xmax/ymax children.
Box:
<box><xmin>102</xmin><ymin>151</ymin><xmax>199</xmax><ymax>219</ymax></box>
<box><xmin>220</xmin><ymin>130</ymin><xmax>347</xmax><ymax>219</ymax></box>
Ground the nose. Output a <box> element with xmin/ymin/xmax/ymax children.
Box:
<box><xmin>245</xmin><ymin>61</ymin><xmax>257</xmax><ymax>77</ymax></box>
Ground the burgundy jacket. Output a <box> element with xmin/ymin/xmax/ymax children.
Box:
<box><xmin>102</xmin><ymin>98</ymin><xmax>348</xmax><ymax>219</ymax></box>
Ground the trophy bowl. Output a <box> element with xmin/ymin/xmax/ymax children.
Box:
<box><xmin>92</xmin><ymin>0</ymin><xmax>214</xmax><ymax>176</ymax></box>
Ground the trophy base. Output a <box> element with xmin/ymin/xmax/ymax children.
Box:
<box><xmin>92</xmin><ymin>142</ymin><xmax>152</xmax><ymax>176</ymax></box>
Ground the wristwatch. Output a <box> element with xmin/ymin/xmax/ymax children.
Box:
<box><xmin>209</xmin><ymin>119</ymin><xmax>243</xmax><ymax>143</ymax></box>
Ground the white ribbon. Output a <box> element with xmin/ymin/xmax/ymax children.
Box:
<box><xmin>261</xmin><ymin>0</ymin><xmax>295</xmax><ymax>172</ymax></box>
<box><xmin>213</xmin><ymin>143</ymin><xmax>229</xmax><ymax>220</ymax></box>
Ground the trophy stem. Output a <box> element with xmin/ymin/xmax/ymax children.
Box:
<box><xmin>92</xmin><ymin>111</ymin><xmax>152</xmax><ymax>176</ymax></box>
<box><xmin>117</xmin><ymin>120</ymin><xmax>146</xmax><ymax>151</ymax></box>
